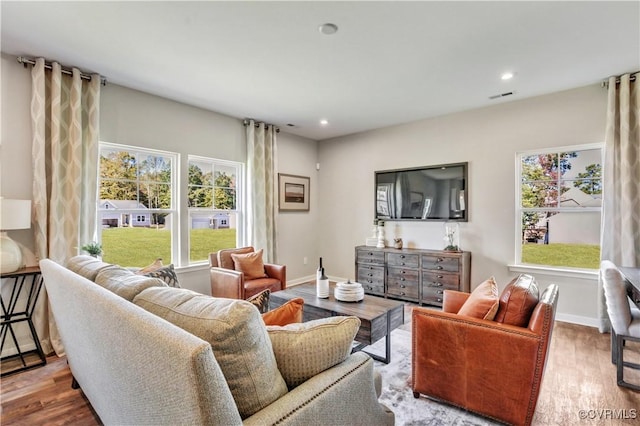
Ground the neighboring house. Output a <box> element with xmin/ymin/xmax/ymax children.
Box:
<box><xmin>100</xmin><ymin>200</ymin><xmax>151</xmax><ymax>227</ymax></box>
<box><xmin>534</xmin><ymin>188</ymin><xmax>602</xmax><ymax>245</ymax></box>
<box><xmin>190</xmin><ymin>212</ymin><xmax>234</xmax><ymax>230</ymax></box>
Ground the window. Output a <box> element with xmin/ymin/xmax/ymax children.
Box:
<box><xmin>98</xmin><ymin>143</ymin><xmax>177</xmax><ymax>267</ymax></box>
<box><xmin>188</xmin><ymin>156</ymin><xmax>243</xmax><ymax>263</ymax></box>
<box><xmin>517</xmin><ymin>145</ymin><xmax>602</xmax><ymax>270</ymax></box>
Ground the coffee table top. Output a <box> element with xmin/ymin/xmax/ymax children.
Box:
<box><xmin>271</xmin><ymin>281</ymin><xmax>404</xmax><ymax>321</ymax></box>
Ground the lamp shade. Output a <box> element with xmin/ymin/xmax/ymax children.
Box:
<box><xmin>0</xmin><ymin>199</ymin><xmax>31</xmax><ymax>230</ymax></box>
<box><xmin>0</xmin><ymin>198</ymin><xmax>31</xmax><ymax>273</ymax></box>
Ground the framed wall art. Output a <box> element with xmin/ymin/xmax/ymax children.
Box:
<box><xmin>278</xmin><ymin>173</ymin><xmax>310</xmax><ymax>211</ymax></box>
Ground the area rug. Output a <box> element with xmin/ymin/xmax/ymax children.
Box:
<box><xmin>362</xmin><ymin>329</ymin><xmax>501</xmax><ymax>426</ymax></box>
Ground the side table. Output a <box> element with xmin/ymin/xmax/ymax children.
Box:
<box><xmin>1</xmin><ymin>266</ymin><xmax>47</xmax><ymax>376</ymax></box>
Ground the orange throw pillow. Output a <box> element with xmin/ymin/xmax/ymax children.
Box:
<box><xmin>231</xmin><ymin>249</ymin><xmax>267</xmax><ymax>280</ymax></box>
<box><xmin>262</xmin><ymin>298</ymin><xmax>304</xmax><ymax>326</ymax></box>
<box><xmin>457</xmin><ymin>277</ymin><xmax>499</xmax><ymax>320</ymax></box>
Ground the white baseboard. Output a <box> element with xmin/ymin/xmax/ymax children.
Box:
<box><xmin>555</xmin><ymin>313</ymin><xmax>599</xmax><ymax>328</ymax></box>
<box><xmin>287</xmin><ymin>275</ymin><xmax>350</xmax><ymax>286</ymax></box>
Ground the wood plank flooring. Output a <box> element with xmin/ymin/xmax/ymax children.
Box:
<box><xmin>1</xmin><ymin>320</ymin><xmax>638</xmax><ymax>425</ymax></box>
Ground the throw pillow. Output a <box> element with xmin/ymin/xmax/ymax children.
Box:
<box><xmin>266</xmin><ymin>316</ymin><xmax>361</xmax><ymax>389</ymax></box>
<box><xmin>136</xmin><ymin>258</ymin><xmax>164</xmax><ymax>274</ymax></box>
<box><xmin>133</xmin><ymin>287</ymin><xmax>288</xmax><ymax>419</ymax></box>
<box><xmin>262</xmin><ymin>298</ymin><xmax>304</xmax><ymax>326</ymax></box>
<box><xmin>247</xmin><ymin>289</ymin><xmax>270</xmax><ymax>314</ymax></box>
<box><xmin>457</xmin><ymin>277</ymin><xmax>499</xmax><ymax>320</ymax></box>
<box><xmin>231</xmin><ymin>249</ymin><xmax>267</xmax><ymax>280</ymax></box>
<box><xmin>66</xmin><ymin>255</ymin><xmax>113</xmax><ymax>281</ymax></box>
<box><xmin>494</xmin><ymin>274</ymin><xmax>539</xmax><ymax>327</ymax></box>
<box><xmin>217</xmin><ymin>246</ymin><xmax>254</xmax><ymax>270</ymax></box>
<box><xmin>142</xmin><ymin>264</ymin><xmax>180</xmax><ymax>288</ymax></box>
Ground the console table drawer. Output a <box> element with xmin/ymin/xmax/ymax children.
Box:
<box><xmin>358</xmin><ymin>265</ymin><xmax>385</xmax><ymax>281</ymax></box>
<box><xmin>361</xmin><ymin>282</ymin><xmax>385</xmax><ymax>295</ymax></box>
<box><xmin>387</xmin><ymin>268</ymin><xmax>419</xmax><ymax>299</ymax></box>
<box><xmin>421</xmin><ymin>289</ymin><xmax>445</xmax><ymax>306</ymax></box>
<box><xmin>357</xmin><ymin>249</ymin><xmax>385</xmax><ymax>264</ymax></box>
<box><xmin>422</xmin><ymin>255</ymin><xmax>460</xmax><ymax>272</ymax></box>
<box><xmin>387</xmin><ymin>281</ymin><xmax>419</xmax><ymax>300</ymax></box>
<box><xmin>387</xmin><ymin>253</ymin><xmax>419</xmax><ymax>268</ymax></box>
<box><xmin>422</xmin><ymin>271</ymin><xmax>459</xmax><ymax>289</ymax></box>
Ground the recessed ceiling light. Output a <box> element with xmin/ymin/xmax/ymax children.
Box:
<box><xmin>320</xmin><ymin>119</ymin><xmax>329</xmax><ymax>126</ymax></box>
<box><xmin>501</xmin><ymin>72</ymin><xmax>514</xmax><ymax>80</ymax></box>
<box><xmin>318</xmin><ymin>23</ymin><xmax>338</xmax><ymax>35</ymax></box>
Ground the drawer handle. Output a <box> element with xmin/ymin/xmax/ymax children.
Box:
<box><xmin>400</xmin><ymin>277</ymin><xmax>405</xmax><ymax>281</ymax></box>
<box><xmin>401</xmin><ymin>270</ymin><xmax>405</xmax><ymax>274</ymax></box>
<box><xmin>400</xmin><ymin>262</ymin><xmax>405</xmax><ymax>266</ymax></box>
<box><xmin>437</xmin><ymin>298</ymin><xmax>442</xmax><ymax>302</ymax></box>
<box><xmin>436</xmin><ymin>266</ymin><xmax>443</xmax><ymax>270</ymax></box>
<box><xmin>435</xmin><ymin>282</ymin><xmax>442</xmax><ymax>287</ymax></box>
<box><xmin>400</xmin><ymin>284</ymin><xmax>406</xmax><ymax>288</ymax></box>
<box><xmin>368</xmin><ymin>273</ymin><xmax>373</xmax><ymax>276</ymax></box>
<box><xmin>437</xmin><ymin>257</ymin><xmax>444</xmax><ymax>262</ymax></box>
<box><xmin>437</xmin><ymin>290</ymin><xmax>443</xmax><ymax>294</ymax></box>
<box><xmin>400</xmin><ymin>292</ymin><xmax>405</xmax><ymax>296</ymax></box>
<box><xmin>367</xmin><ymin>286</ymin><xmax>372</xmax><ymax>290</ymax></box>
<box><xmin>368</xmin><ymin>252</ymin><xmax>373</xmax><ymax>256</ymax></box>
<box><xmin>367</xmin><ymin>279</ymin><xmax>373</xmax><ymax>283</ymax></box>
<box><xmin>437</xmin><ymin>275</ymin><xmax>443</xmax><ymax>279</ymax></box>
<box><xmin>400</xmin><ymin>255</ymin><xmax>405</xmax><ymax>258</ymax></box>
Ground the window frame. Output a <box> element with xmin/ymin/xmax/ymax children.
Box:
<box><xmin>187</xmin><ymin>155</ymin><xmax>245</xmax><ymax>265</ymax></box>
<box><xmin>514</xmin><ymin>142</ymin><xmax>603</xmax><ymax>272</ymax></box>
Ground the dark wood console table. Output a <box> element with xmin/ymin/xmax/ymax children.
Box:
<box><xmin>619</xmin><ymin>266</ymin><xmax>640</xmax><ymax>309</ymax></box>
<box><xmin>1</xmin><ymin>266</ymin><xmax>47</xmax><ymax>376</ymax></box>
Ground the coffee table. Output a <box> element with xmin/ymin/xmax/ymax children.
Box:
<box><xmin>269</xmin><ymin>282</ymin><xmax>404</xmax><ymax>363</ymax></box>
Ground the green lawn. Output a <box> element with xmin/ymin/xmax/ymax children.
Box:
<box><xmin>521</xmin><ymin>243</ymin><xmax>600</xmax><ymax>269</ymax></box>
<box><xmin>101</xmin><ymin>227</ymin><xmax>236</xmax><ymax>267</ymax></box>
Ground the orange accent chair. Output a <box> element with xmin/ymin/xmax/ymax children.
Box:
<box><xmin>412</xmin><ymin>275</ymin><xmax>559</xmax><ymax>426</ymax></box>
<box><xmin>209</xmin><ymin>247</ymin><xmax>286</xmax><ymax>300</ymax></box>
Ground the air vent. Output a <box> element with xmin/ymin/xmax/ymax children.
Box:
<box><xmin>489</xmin><ymin>91</ymin><xmax>515</xmax><ymax>100</ymax></box>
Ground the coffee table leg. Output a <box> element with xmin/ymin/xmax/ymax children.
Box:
<box><xmin>361</xmin><ymin>311</ymin><xmax>392</xmax><ymax>364</ymax></box>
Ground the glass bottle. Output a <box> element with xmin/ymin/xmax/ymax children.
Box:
<box><xmin>443</xmin><ymin>221</ymin><xmax>460</xmax><ymax>252</ymax></box>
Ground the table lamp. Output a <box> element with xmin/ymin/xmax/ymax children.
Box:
<box><xmin>1</xmin><ymin>198</ymin><xmax>32</xmax><ymax>273</ymax></box>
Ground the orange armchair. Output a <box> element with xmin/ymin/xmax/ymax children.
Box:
<box><xmin>412</xmin><ymin>276</ymin><xmax>559</xmax><ymax>426</ymax></box>
<box><xmin>209</xmin><ymin>246</ymin><xmax>286</xmax><ymax>300</ymax></box>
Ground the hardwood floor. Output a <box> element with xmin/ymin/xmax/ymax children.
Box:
<box><xmin>1</xmin><ymin>320</ymin><xmax>638</xmax><ymax>425</ymax></box>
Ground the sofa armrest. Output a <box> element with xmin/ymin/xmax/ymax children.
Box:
<box><xmin>244</xmin><ymin>352</ymin><xmax>393</xmax><ymax>426</ymax></box>
<box><xmin>210</xmin><ymin>267</ymin><xmax>244</xmax><ymax>299</ymax></box>
<box><xmin>442</xmin><ymin>290</ymin><xmax>469</xmax><ymax>313</ymax></box>
<box><xmin>264</xmin><ymin>263</ymin><xmax>286</xmax><ymax>289</ymax></box>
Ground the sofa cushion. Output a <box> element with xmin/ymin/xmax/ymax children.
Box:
<box><xmin>133</xmin><ymin>287</ymin><xmax>288</xmax><ymax>419</ymax></box>
<box><xmin>142</xmin><ymin>264</ymin><xmax>180</xmax><ymax>288</ymax></box>
<box><xmin>457</xmin><ymin>277</ymin><xmax>499</xmax><ymax>320</ymax></box>
<box><xmin>218</xmin><ymin>246</ymin><xmax>254</xmax><ymax>270</ymax></box>
<box><xmin>95</xmin><ymin>266</ymin><xmax>167</xmax><ymax>301</ymax></box>
<box><xmin>67</xmin><ymin>255</ymin><xmax>113</xmax><ymax>281</ymax></box>
<box><xmin>494</xmin><ymin>274</ymin><xmax>539</xmax><ymax>327</ymax></box>
<box><xmin>266</xmin><ymin>316</ymin><xmax>360</xmax><ymax>389</ymax></box>
<box><xmin>231</xmin><ymin>249</ymin><xmax>267</xmax><ymax>280</ymax></box>
<box><xmin>262</xmin><ymin>297</ymin><xmax>304</xmax><ymax>326</ymax></box>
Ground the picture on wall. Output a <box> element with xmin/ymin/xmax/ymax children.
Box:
<box><xmin>278</xmin><ymin>174</ymin><xmax>310</xmax><ymax>211</ymax></box>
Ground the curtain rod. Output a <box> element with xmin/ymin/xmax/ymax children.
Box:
<box><xmin>243</xmin><ymin>119</ymin><xmax>280</xmax><ymax>133</ymax></box>
<box><xmin>17</xmin><ymin>56</ymin><xmax>107</xmax><ymax>86</ymax></box>
<box><xmin>601</xmin><ymin>71</ymin><xmax>638</xmax><ymax>88</ymax></box>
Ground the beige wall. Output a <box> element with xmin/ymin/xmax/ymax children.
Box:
<box><xmin>317</xmin><ymin>84</ymin><xmax>607</xmax><ymax>325</ymax></box>
<box><xmin>0</xmin><ymin>53</ymin><xmax>319</xmax><ymax>296</ymax></box>
<box><xmin>1</xmin><ymin>50</ymin><xmax>608</xmax><ymax>325</ymax></box>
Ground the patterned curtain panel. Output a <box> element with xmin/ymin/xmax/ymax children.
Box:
<box><xmin>246</xmin><ymin>120</ymin><xmax>278</xmax><ymax>263</ymax></box>
<box><xmin>598</xmin><ymin>73</ymin><xmax>640</xmax><ymax>332</ymax></box>
<box><xmin>31</xmin><ymin>58</ymin><xmax>101</xmax><ymax>354</ymax></box>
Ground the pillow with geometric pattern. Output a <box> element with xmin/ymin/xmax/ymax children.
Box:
<box><xmin>143</xmin><ymin>264</ymin><xmax>180</xmax><ymax>288</ymax></box>
<box><xmin>247</xmin><ymin>289</ymin><xmax>270</xmax><ymax>314</ymax></box>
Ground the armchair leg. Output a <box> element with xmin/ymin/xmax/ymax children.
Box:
<box><xmin>413</xmin><ymin>392</ymin><xmax>420</xmax><ymax>399</ymax></box>
<box><xmin>71</xmin><ymin>376</ymin><xmax>80</xmax><ymax>390</ymax></box>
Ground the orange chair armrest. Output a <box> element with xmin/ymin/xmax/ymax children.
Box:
<box><xmin>264</xmin><ymin>263</ymin><xmax>286</xmax><ymax>289</ymax></box>
<box><xmin>442</xmin><ymin>290</ymin><xmax>470</xmax><ymax>313</ymax></box>
<box><xmin>210</xmin><ymin>267</ymin><xmax>244</xmax><ymax>299</ymax></box>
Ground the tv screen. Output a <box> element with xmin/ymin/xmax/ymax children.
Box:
<box><xmin>375</xmin><ymin>162</ymin><xmax>468</xmax><ymax>221</ymax></box>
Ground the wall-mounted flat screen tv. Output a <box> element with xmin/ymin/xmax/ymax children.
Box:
<box><xmin>375</xmin><ymin>162</ymin><xmax>468</xmax><ymax>221</ymax></box>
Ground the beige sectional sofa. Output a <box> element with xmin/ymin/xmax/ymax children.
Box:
<box><xmin>40</xmin><ymin>256</ymin><xmax>394</xmax><ymax>425</ymax></box>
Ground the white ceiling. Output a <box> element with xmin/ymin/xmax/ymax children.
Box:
<box><xmin>2</xmin><ymin>1</ymin><xmax>639</xmax><ymax>141</ymax></box>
